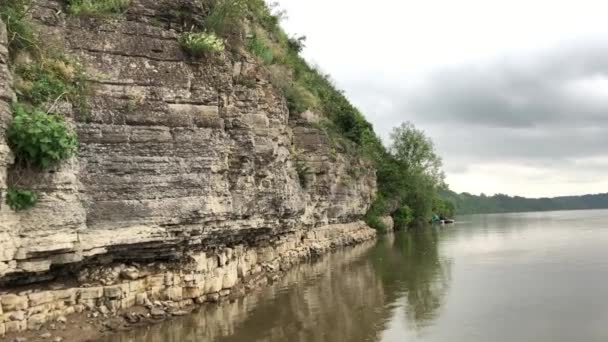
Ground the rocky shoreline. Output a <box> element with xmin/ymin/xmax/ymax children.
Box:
<box><xmin>2</xmin><ymin>270</ymin><xmax>271</xmax><ymax>342</ymax></box>
<box><xmin>0</xmin><ymin>222</ymin><xmax>376</xmax><ymax>341</ymax></box>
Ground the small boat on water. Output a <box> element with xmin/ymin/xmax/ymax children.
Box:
<box><xmin>431</xmin><ymin>214</ymin><xmax>455</xmax><ymax>225</ymax></box>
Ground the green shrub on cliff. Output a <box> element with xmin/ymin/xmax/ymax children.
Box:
<box><xmin>179</xmin><ymin>31</ymin><xmax>225</xmax><ymax>57</ymax></box>
<box><xmin>7</xmin><ymin>104</ymin><xmax>78</xmax><ymax>169</ymax></box>
<box><xmin>5</xmin><ymin>187</ymin><xmax>38</xmax><ymax>211</ymax></box>
<box><xmin>247</xmin><ymin>35</ymin><xmax>273</xmax><ymax>65</ymax></box>
<box><xmin>66</xmin><ymin>0</ymin><xmax>130</xmax><ymax>16</ymax></box>
<box><xmin>16</xmin><ymin>63</ymin><xmax>67</xmax><ymax>106</ymax></box>
<box><xmin>15</xmin><ymin>55</ymin><xmax>89</xmax><ymax>115</ymax></box>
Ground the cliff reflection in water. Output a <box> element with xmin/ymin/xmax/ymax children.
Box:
<box><xmin>108</xmin><ymin>230</ymin><xmax>452</xmax><ymax>342</ymax></box>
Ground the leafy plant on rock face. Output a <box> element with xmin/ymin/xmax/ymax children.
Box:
<box><xmin>7</xmin><ymin>104</ymin><xmax>78</xmax><ymax>169</ymax></box>
<box><xmin>179</xmin><ymin>31</ymin><xmax>225</xmax><ymax>57</ymax></box>
<box><xmin>5</xmin><ymin>187</ymin><xmax>38</xmax><ymax>211</ymax></box>
<box><xmin>17</xmin><ymin>62</ymin><xmax>70</xmax><ymax>106</ymax></box>
<box><xmin>15</xmin><ymin>54</ymin><xmax>89</xmax><ymax>116</ymax></box>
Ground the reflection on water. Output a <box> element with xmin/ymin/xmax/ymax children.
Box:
<box><xmin>107</xmin><ymin>231</ymin><xmax>451</xmax><ymax>342</ymax></box>
<box><xmin>109</xmin><ymin>209</ymin><xmax>608</xmax><ymax>342</ymax></box>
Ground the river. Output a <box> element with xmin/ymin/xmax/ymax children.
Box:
<box><xmin>106</xmin><ymin>209</ymin><xmax>608</xmax><ymax>342</ymax></box>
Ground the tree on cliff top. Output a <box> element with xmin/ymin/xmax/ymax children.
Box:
<box><xmin>390</xmin><ymin>122</ymin><xmax>445</xmax><ymax>187</ymax></box>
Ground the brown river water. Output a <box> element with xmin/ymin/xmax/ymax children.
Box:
<box><xmin>105</xmin><ymin>209</ymin><xmax>608</xmax><ymax>342</ymax></box>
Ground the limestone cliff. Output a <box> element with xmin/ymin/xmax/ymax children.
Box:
<box><xmin>0</xmin><ymin>0</ymin><xmax>376</xmax><ymax>285</ymax></box>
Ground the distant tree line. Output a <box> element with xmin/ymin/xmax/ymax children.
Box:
<box><xmin>441</xmin><ymin>191</ymin><xmax>608</xmax><ymax>215</ymax></box>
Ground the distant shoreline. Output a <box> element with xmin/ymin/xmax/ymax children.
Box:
<box><xmin>443</xmin><ymin>190</ymin><xmax>608</xmax><ymax>216</ymax></box>
<box><xmin>457</xmin><ymin>207</ymin><xmax>608</xmax><ymax>216</ymax></box>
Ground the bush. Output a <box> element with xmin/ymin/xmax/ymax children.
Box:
<box><xmin>17</xmin><ymin>62</ymin><xmax>69</xmax><ymax>106</ymax></box>
<box><xmin>7</xmin><ymin>104</ymin><xmax>78</xmax><ymax>169</ymax></box>
<box><xmin>366</xmin><ymin>213</ymin><xmax>387</xmax><ymax>233</ymax></box>
<box><xmin>204</xmin><ymin>0</ymin><xmax>247</xmax><ymax>36</ymax></box>
<box><xmin>179</xmin><ymin>32</ymin><xmax>225</xmax><ymax>57</ymax></box>
<box><xmin>287</xmin><ymin>36</ymin><xmax>306</xmax><ymax>54</ymax></box>
<box><xmin>247</xmin><ymin>0</ymin><xmax>283</xmax><ymax>33</ymax></box>
<box><xmin>247</xmin><ymin>35</ymin><xmax>273</xmax><ymax>64</ymax></box>
<box><xmin>365</xmin><ymin>196</ymin><xmax>388</xmax><ymax>232</ymax></box>
<box><xmin>284</xmin><ymin>83</ymin><xmax>318</xmax><ymax>114</ymax></box>
<box><xmin>5</xmin><ymin>187</ymin><xmax>38</xmax><ymax>211</ymax></box>
<box><xmin>15</xmin><ymin>56</ymin><xmax>89</xmax><ymax>114</ymax></box>
<box><xmin>0</xmin><ymin>0</ymin><xmax>37</xmax><ymax>57</ymax></box>
<box><xmin>66</xmin><ymin>0</ymin><xmax>131</xmax><ymax>16</ymax></box>
<box><xmin>393</xmin><ymin>205</ymin><xmax>414</xmax><ymax>230</ymax></box>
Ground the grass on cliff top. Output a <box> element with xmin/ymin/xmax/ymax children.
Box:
<box><xmin>209</xmin><ymin>1</ymin><xmax>377</xmax><ymax>148</ymax></box>
<box><xmin>66</xmin><ymin>0</ymin><xmax>131</xmax><ymax>16</ymax></box>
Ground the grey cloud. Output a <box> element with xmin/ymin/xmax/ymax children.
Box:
<box><xmin>407</xmin><ymin>44</ymin><xmax>608</xmax><ymax>129</ymax></box>
<box><xmin>341</xmin><ymin>40</ymin><xmax>608</xmax><ymax>195</ymax></box>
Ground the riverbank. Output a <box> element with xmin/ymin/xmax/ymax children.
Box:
<box><xmin>0</xmin><ymin>222</ymin><xmax>376</xmax><ymax>341</ymax></box>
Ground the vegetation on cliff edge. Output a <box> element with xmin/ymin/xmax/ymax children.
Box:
<box><xmin>193</xmin><ymin>0</ymin><xmax>453</xmax><ymax>229</ymax></box>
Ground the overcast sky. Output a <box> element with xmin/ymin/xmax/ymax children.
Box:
<box><xmin>274</xmin><ymin>0</ymin><xmax>608</xmax><ymax>197</ymax></box>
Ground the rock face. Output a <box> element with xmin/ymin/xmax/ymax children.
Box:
<box><xmin>0</xmin><ymin>0</ymin><xmax>376</xmax><ymax>286</ymax></box>
<box><xmin>0</xmin><ymin>16</ymin><xmax>18</xmax><ymax>282</ymax></box>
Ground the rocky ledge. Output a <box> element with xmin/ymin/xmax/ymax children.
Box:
<box><xmin>0</xmin><ymin>222</ymin><xmax>375</xmax><ymax>337</ymax></box>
